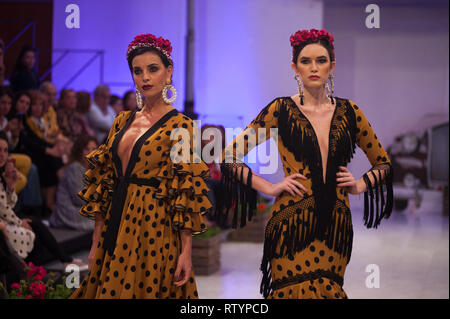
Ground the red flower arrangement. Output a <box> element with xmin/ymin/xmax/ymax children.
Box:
<box><xmin>290</xmin><ymin>28</ymin><xmax>335</xmax><ymax>59</ymax></box>
<box><xmin>0</xmin><ymin>262</ymin><xmax>73</xmax><ymax>299</ymax></box>
<box><xmin>127</xmin><ymin>33</ymin><xmax>173</xmax><ymax>63</ymax></box>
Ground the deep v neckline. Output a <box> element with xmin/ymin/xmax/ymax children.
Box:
<box><xmin>287</xmin><ymin>96</ymin><xmax>338</xmax><ymax>184</ymax></box>
<box><xmin>112</xmin><ymin>108</ymin><xmax>178</xmax><ymax>177</ymax></box>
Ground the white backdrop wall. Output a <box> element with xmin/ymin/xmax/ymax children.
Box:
<box><xmin>323</xmin><ymin>3</ymin><xmax>449</xmax><ymax>180</ymax></box>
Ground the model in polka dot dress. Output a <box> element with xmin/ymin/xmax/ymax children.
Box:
<box><xmin>70</xmin><ymin>34</ymin><xmax>212</xmax><ymax>299</ymax></box>
<box><xmin>213</xmin><ymin>29</ymin><xmax>393</xmax><ymax>299</ymax></box>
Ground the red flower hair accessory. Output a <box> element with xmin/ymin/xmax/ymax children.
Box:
<box><xmin>127</xmin><ymin>33</ymin><xmax>173</xmax><ymax>64</ymax></box>
<box><xmin>290</xmin><ymin>28</ymin><xmax>335</xmax><ymax>60</ymax></box>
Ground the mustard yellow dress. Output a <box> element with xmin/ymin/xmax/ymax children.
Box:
<box><xmin>214</xmin><ymin>97</ymin><xmax>393</xmax><ymax>299</ymax></box>
<box><xmin>71</xmin><ymin>109</ymin><xmax>212</xmax><ymax>299</ymax></box>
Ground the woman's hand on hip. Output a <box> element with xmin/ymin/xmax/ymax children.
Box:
<box><xmin>336</xmin><ymin>166</ymin><xmax>362</xmax><ymax>195</ymax></box>
<box><xmin>270</xmin><ymin>173</ymin><xmax>308</xmax><ymax>198</ymax></box>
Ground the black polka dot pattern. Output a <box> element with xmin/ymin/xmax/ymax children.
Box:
<box><xmin>70</xmin><ymin>111</ymin><xmax>212</xmax><ymax>299</ymax></box>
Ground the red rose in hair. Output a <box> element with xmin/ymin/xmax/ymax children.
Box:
<box><xmin>127</xmin><ymin>33</ymin><xmax>173</xmax><ymax>60</ymax></box>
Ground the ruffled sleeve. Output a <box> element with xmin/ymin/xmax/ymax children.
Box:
<box><xmin>77</xmin><ymin>112</ymin><xmax>129</xmax><ymax>220</ymax></box>
<box><xmin>78</xmin><ymin>144</ymin><xmax>115</xmax><ymax>220</ymax></box>
<box><xmin>154</xmin><ymin>117</ymin><xmax>212</xmax><ymax>235</ymax></box>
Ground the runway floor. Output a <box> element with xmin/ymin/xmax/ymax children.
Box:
<box><xmin>45</xmin><ymin>200</ymin><xmax>449</xmax><ymax>299</ymax></box>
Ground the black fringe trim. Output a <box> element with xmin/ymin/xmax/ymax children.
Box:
<box><xmin>259</xmin><ymin>198</ymin><xmax>353</xmax><ymax>298</ymax></box>
<box><xmin>213</xmin><ymin>162</ymin><xmax>258</xmax><ymax>229</ymax></box>
<box><xmin>362</xmin><ymin>163</ymin><xmax>394</xmax><ymax>229</ymax></box>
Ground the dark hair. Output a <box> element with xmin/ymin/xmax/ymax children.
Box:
<box><xmin>0</xmin><ymin>130</ymin><xmax>7</xmax><ymax>185</ymax></box>
<box><xmin>76</xmin><ymin>91</ymin><xmax>91</xmax><ymax>114</ymax></box>
<box><xmin>70</xmin><ymin>135</ymin><xmax>98</xmax><ymax>163</ymax></box>
<box><xmin>292</xmin><ymin>38</ymin><xmax>335</xmax><ymax>64</ymax></box>
<box><xmin>8</xmin><ymin>91</ymin><xmax>30</xmax><ymax>119</ymax></box>
<box><xmin>127</xmin><ymin>47</ymin><xmax>172</xmax><ymax>72</ymax></box>
<box><xmin>0</xmin><ymin>130</ymin><xmax>8</xmax><ymax>144</ymax></box>
<box><xmin>0</xmin><ymin>130</ymin><xmax>8</xmax><ymax>174</ymax></box>
<box><xmin>122</xmin><ymin>90</ymin><xmax>135</xmax><ymax>110</ymax></box>
<box><xmin>11</xmin><ymin>90</ymin><xmax>32</xmax><ymax>114</ymax></box>
<box><xmin>58</xmin><ymin>88</ymin><xmax>75</xmax><ymax>109</ymax></box>
<box><xmin>110</xmin><ymin>95</ymin><xmax>121</xmax><ymax>106</ymax></box>
<box><xmin>0</xmin><ymin>86</ymin><xmax>13</xmax><ymax>100</ymax></box>
<box><xmin>13</xmin><ymin>45</ymin><xmax>36</xmax><ymax>73</ymax></box>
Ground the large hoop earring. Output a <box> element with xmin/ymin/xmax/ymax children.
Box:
<box><xmin>162</xmin><ymin>84</ymin><xmax>177</xmax><ymax>104</ymax></box>
<box><xmin>294</xmin><ymin>74</ymin><xmax>304</xmax><ymax>105</ymax></box>
<box><xmin>136</xmin><ymin>88</ymin><xmax>143</xmax><ymax>109</ymax></box>
<box><xmin>326</xmin><ymin>74</ymin><xmax>335</xmax><ymax>105</ymax></box>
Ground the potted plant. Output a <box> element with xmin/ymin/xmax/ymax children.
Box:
<box><xmin>227</xmin><ymin>197</ymin><xmax>273</xmax><ymax>243</ymax></box>
<box><xmin>192</xmin><ymin>218</ymin><xmax>221</xmax><ymax>275</ymax></box>
<box><xmin>0</xmin><ymin>262</ymin><xmax>74</xmax><ymax>299</ymax></box>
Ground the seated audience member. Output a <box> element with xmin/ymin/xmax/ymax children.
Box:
<box><xmin>75</xmin><ymin>91</ymin><xmax>95</xmax><ymax>137</ymax></box>
<box><xmin>0</xmin><ymin>88</ymin><xmax>28</xmax><ymax>194</ymax></box>
<box><xmin>200</xmin><ymin>124</ymin><xmax>225</xmax><ymax>209</ymax></box>
<box><xmin>10</xmin><ymin>90</ymin><xmax>31</xmax><ymax>115</ymax></box>
<box><xmin>0</xmin><ymin>131</ymin><xmax>87</xmax><ymax>270</ymax></box>
<box><xmin>0</xmin><ymin>38</ymin><xmax>5</xmax><ymax>86</ymax></box>
<box><xmin>23</xmin><ymin>90</ymin><xmax>65</xmax><ymax>213</ymax></box>
<box><xmin>9</xmin><ymin>46</ymin><xmax>40</xmax><ymax>93</ymax></box>
<box><xmin>0</xmin><ymin>86</ymin><xmax>12</xmax><ymax>131</ymax></box>
<box><xmin>39</xmin><ymin>82</ymin><xmax>60</xmax><ymax>144</ymax></box>
<box><xmin>6</xmin><ymin>113</ymin><xmax>42</xmax><ymax>212</ymax></box>
<box><xmin>110</xmin><ymin>94</ymin><xmax>123</xmax><ymax>115</ymax></box>
<box><xmin>49</xmin><ymin>135</ymin><xmax>97</xmax><ymax>232</ymax></box>
<box><xmin>122</xmin><ymin>90</ymin><xmax>137</xmax><ymax>111</ymax></box>
<box><xmin>87</xmin><ymin>84</ymin><xmax>115</xmax><ymax>144</ymax></box>
<box><xmin>56</xmin><ymin>88</ymin><xmax>84</xmax><ymax>141</ymax></box>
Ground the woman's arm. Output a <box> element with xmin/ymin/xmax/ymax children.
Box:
<box><xmin>173</xmin><ymin>229</ymin><xmax>193</xmax><ymax>287</ymax></box>
<box><xmin>88</xmin><ymin>214</ymin><xmax>105</xmax><ymax>270</ymax></box>
<box><xmin>214</xmin><ymin>98</ymin><xmax>308</xmax><ymax>228</ymax></box>
<box><xmin>349</xmin><ymin>100</ymin><xmax>393</xmax><ymax>228</ymax></box>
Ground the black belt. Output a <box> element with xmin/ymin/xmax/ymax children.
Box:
<box><xmin>103</xmin><ymin>176</ymin><xmax>161</xmax><ymax>256</ymax></box>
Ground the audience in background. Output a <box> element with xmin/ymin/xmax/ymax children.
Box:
<box><xmin>23</xmin><ymin>90</ymin><xmax>64</xmax><ymax>214</ymax></box>
<box><xmin>0</xmin><ymin>86</ymin><xmax>12</xmax><ymax>131</ymax></box>
<box><xmin>87</xmin><ymin>84</ymin><xmax>115</xmax><ymax>144</ymax></box>
<box><xmin>39</xmin><ymin>81</ymin><xmax>60</xmax><ymax>144</ymax></box>
<box><xmin>9</xmin><ymin>46</ymin><xmax>40</xmax><ymax>92</ymax></box>
<box><xmin>50</xmin><ymin>135</ymin><xmax>97</xmax><ymax>232</ymax></box>
<box><xmin>0</xmin><ymin>130</ymin><xmax>87</xmax><ymax>270</ymax></box>
<box><xmin>122</xmin><ymin>90</ymin><xmax>137</xmax><ymax>111</ymax></box>
<box><xmin>110</xmin><ymin>94</ymin><xmax>123</xmax><ymax>115</ymax></box>
<box><xmin>10</xmin><ymin>90</ymin><xmax>31</xmax><ymax>115</ymax></box>
<box><xmin>0</xmin><ymin>38</ymin><xmax>5</xmax><ymax>87</ymax></box>
<box><xmin>75</xmin><ymin>90</ymin><xmax>95</xmax><ymax>137</ymax></box>
<box><xmin>56</xmin><ymin>88</ymin><xmax>84</xmax><ymax>141</ymax></box>
<box><xmin>0</xmin><ymin>44</ymin><xmax>179</xmax><ymax>273</ymax></box>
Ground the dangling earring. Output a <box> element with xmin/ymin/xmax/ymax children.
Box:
<box><xmin>294</xmin><ymin>74</ymin><xmax>304</xmax><ymax>105</ymax></box>
<box><xmin>162</xmin><ymin>80</ymin><xmax>177</xmax><ymax>104</ymax></box>
<box><xmin>136</xmin><ymin>88</ymin><xmax>143</xmax><ymax>109</ymax></box>
<box><xmin>326</xmin><ymin>74</ymin><xmax>335</xmax><ymax>105</ymax></box>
